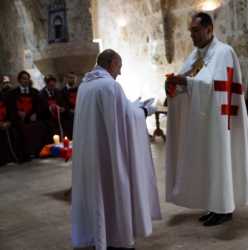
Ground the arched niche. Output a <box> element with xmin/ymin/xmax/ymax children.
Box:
<box><xmin>48</xmin><ymin>0</ymin><xmax>68</xmax><ymax>43</ymax></box>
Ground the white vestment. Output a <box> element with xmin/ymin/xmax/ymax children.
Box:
<box><xmin>72</xmin><ymin>66</ymin><xmax>161</xmax><ymax>250</ymax></box>
<box><xmin>166</xmin><ymin>37</ymin><xmax>248</xmax><ymax>213</ymax></box>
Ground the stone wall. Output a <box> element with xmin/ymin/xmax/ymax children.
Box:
<box><xmin>0</xmin><ymin>0</ymin><xmax>25</xmax><ymax>77</ymax></box>
<box><xmin>95</xmin><ymin>0</ymin><xmax>248</xmax><ymax>102</ymax></box>
<box><xmin>218</xmin><ymin>0</ymin><xmax>248</xmax><ymax>85</ymax></box>
<box><xmin>31</xmin><ymin>0</ymin><xmax>98</xmax><ymax>84</ymax></box>
<box><xmin>1</xmin><ymin>0</ymin><xmax>247</xmax><ymax>92</ymax></box>
<box><xmin>0</xmin><ymin>0</ymin><xmax>98</xmax><ymax>88</ymax></box>
<box><xmin>94</xmin><ymin>0</ymin><xmax>166</xmax><ymax>102</ymax></box>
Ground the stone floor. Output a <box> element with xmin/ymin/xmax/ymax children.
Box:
<box><xmin>1</xmin><ymin>141</ymin><xmax>248</xmax><ymax>250</ymax></box>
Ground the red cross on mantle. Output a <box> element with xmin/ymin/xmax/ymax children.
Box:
<box><xmin>214</xmin><ymin>67</ymin><xmax>243</xmax><ymax>130</ymax></box>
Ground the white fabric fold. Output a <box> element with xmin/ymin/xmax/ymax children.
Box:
<box><xmin>72</xmin><ymin>66</ymin><xmax>161</xmax><ymax>250</ymax></box>
<box><xmin>166</xmin><ymin>37</ymin><xmax>248</xmax><ymax>213</ymax></box>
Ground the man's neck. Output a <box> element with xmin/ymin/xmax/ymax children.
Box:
<box><xmin>199</xmin><ymin>36</ymin><xmax>214</xmax><ymax>49</ymax></box>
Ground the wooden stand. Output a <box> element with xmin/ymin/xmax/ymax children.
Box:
<box><xmin>152</xmin><ymin>110</ymin><xmax>167</xmax><ymax>141</ymax></box>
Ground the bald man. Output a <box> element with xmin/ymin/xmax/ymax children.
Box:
<box><xmin>72</xmin><ymin>49</ymin><xmax>161</xmax><ymax>250</ymax></box>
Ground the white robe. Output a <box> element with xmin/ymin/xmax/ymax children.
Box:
<box><xmin>166</xmin><ymin>37</ymin><xmax>248</xmax><ymax>213</ymax></box>
<box><xmin>72</xmin><ymin>66</ymin><xmax>161</xmax><ymax>250</ymax></box>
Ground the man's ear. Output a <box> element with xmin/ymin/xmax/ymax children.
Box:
<box><xmin>207</xmin><ymin>26</ymin><xmax>213</xmax><ymax>36</ymax></box>
<box><xmin>108</xmin><ymin>59</ymin><xmax>115</xmax><ymax>72</ymax></box>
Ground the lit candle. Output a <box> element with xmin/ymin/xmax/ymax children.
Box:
<box><xmin>63</xmin><ymin>136</ymin><xmax>69</xmax><ymax>148</ymax></box>
<box><xmin>199</xmin><ymin>0</ymin><xmax>221</xmax><ymax>11</ymax></box>
<box><xmin>53</xmin><ymin>134</ymin><xmax>60</xmax><ymax>144</ymax></box>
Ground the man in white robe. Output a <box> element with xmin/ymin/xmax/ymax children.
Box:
<box><xmin>165</xmin><ymin>12</ymin><xmax>248</xmax><ymax>226</ymax></box>
<box><xmin>72</xmin><ymin>49</ymin><xmax>161</xmax><ymax>250</ymax></box>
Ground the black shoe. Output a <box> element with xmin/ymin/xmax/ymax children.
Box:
<box><xmin>198</xmin><ymin>212</ymin><xmax>214</xmax><ymax>222</ymax></box>
<box><xmin>203</xmin><ymin>213</ymin><xmax>232</xmax><ymax>226</ymax></box>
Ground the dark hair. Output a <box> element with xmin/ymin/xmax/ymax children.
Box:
<box><xmin>96</xmin><ymin>49</ymin><xmax>121</xmax><ymax>69</ymax></box>
<box><xmin>44</xmin><ymin>74</ymin><xmax>57</xmax><ymax>84</ymax></box>
<box><xmin>17</xmin><ymin>70</ymin><xmax>31</xmax><ymax>81</ymax></box>
<box><xmin>193</xmin><ymin>12</ymin><xmax>213</xmax><ymax>28</ymax></box>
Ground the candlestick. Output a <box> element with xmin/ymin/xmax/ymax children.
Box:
<box><xmin>63</xmin><ymin>136</ymin><xmax>69</xmax><ymax>148</ymax></box>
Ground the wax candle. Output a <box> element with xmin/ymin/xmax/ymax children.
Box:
<box><xmin>53</xmin><ymin>134</ymin><xmax>60</xmax><ymax>144</ymax></box>
<box><xmin>63</xmin><ymin>136</ymin><xmax>69</xmax><ymax>148</ymax></box>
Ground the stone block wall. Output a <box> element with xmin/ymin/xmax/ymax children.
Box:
<box><xmin>94</xmin><ymin>0</ymin><xmax>167</xmax><ymax>101</ymax></box>
<box><xmin>0</xmin><ymin>0</ymin><xmax>98</xmax><ymax>88</ymax></box>
<box><xmin>1</xmin><ymin>0</ymin><xmax>247</xmax><ymax>93</ymax></box>
<box><xmin>95</xmin><ymin>0</ymin><xmax>248</xmax><ymax>101</ymax></box>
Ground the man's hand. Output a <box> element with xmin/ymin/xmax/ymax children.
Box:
<box><xmin>165</xmin><ymin>74</ymin><xmax>187</xmax><ymax>97</ymax></box>
<box><xmin>167</xmin><ymin>74</ymin><xmax>187</xmax><ymax>86</ymax></box>
<box><xmin>18</xmin><ymin>111</ymin><xmax>26</xmax><ymax>120</ymax></box>
<box><xmin>166</xmin><ymin>82</ymin><xmax>176</xmax><ymax>97</ymax></box>
<box><xmin>145</xmin><ymin>105</ymin><xmax>157</xmax><ymax>116</ymax></box>
<box><xmin>0</xmin><ymin>121</ymin><xmax>11</xmax><ymax>130</ymax></box>
<box><xmin>30</xmin><ymin>113</ymin><xmax>37</xmax><ymax>122</ymax></box>
<box><xmin>60</xmin><ymin>107</ymin><xmax>65</xmax><ymax>113</ymax></box>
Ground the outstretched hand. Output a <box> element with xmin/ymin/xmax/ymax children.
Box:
<box><xmin>165</xmin><ymin>74</ymin><xmax>187</xmax><ymax>97</ymax></box>
<box><xmin>167</xmin><ymin>74</ymin><xmax>187</xmax><ymax>86</ymax></box>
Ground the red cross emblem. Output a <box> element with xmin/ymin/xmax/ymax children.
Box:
<box><xmin>214</xmin><ymin>67</ymin><xmax>243</xmax><ymax>130</ymax></box>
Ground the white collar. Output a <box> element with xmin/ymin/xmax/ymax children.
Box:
<box><xmin>83</xmin><ymin>66</ymin><xmax>113</xmax><ymax>82</ymax></box>
<box><xmin>45</xmin><ymin>87</ymin><xmax>54</xmax><ymax>97</ymax></box>
<box><xmin>19</xmin><ymin>85</ymin><xmax>29</xmax><ymax>94</ymax></box>
<box><xmin>193</xmin><ymin>37</ymin><xmax>219</xmax><ymax>65</ymax></box>
<box><xmin>19</xmin><ymin>85</ymin><xmax>28</xmax><ymax>89</ymax></box>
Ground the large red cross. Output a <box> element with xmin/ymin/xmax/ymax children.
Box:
<box><xmin>214</xmin><ymin>67</ymin><xmax>243</xmax><ymax>130</ymax></box>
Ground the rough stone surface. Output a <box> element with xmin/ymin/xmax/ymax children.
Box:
<box><xmin>94</xmin><ymin>0</ymin><xmax>248</xmax><ymax>101</ymax></box>
<box><xmin>0</xmin><ymin>1</ymin><xmax>25</xmax><ymax>76</ymax></box>
<box><xmin>0</xmin><ymin>1</ymin><xmax>248</xmax><ymax>96</ymax></box>
<box><xmin>1</xmin><ymin>143</ymin><xmax>248</xmax><ymax>250</ymax></box>
<box><xmin>0</xmin><ymin>0</ymin><xmax>98</xmax><ymax>88</ymax></box>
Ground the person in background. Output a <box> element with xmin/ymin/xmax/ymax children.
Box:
<box><xmin>6</xmin><ymin>70</ymin><xmax>46</xmax><ymax>161</ymax></box>
<box><xmin>39</xmin><ymin>74</ymin><xmax>65</xmax><ymax>144</ymax></box>
<box><xmin>0</xmin><ymin>92</ymin><xmax>23</xmax><ymax>166</ymax></box>
<box><xmin>60</xmin><ymin>72</ymin><xmax>78</xmax><ymax>140</ymax></box>
<box><xmin>0</xmin><ymin>75</ymin><xmax>12</xmax><ymax>93</ymax></box>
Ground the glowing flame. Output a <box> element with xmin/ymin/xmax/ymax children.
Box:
<box><xmin>200</xmin><ymin>0</ymin><xmax>222</xmax><ymax>11</ymax></box>
<box><xmin>117</xmin><ymin>17</ymin><xmax>127</xmax><ymax>28</ymax></box>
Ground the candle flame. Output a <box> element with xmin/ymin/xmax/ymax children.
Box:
<box><xmin>200</xmin><ymin>0</ymin><xmax>222</xmax><ymax>11</ymax></box>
